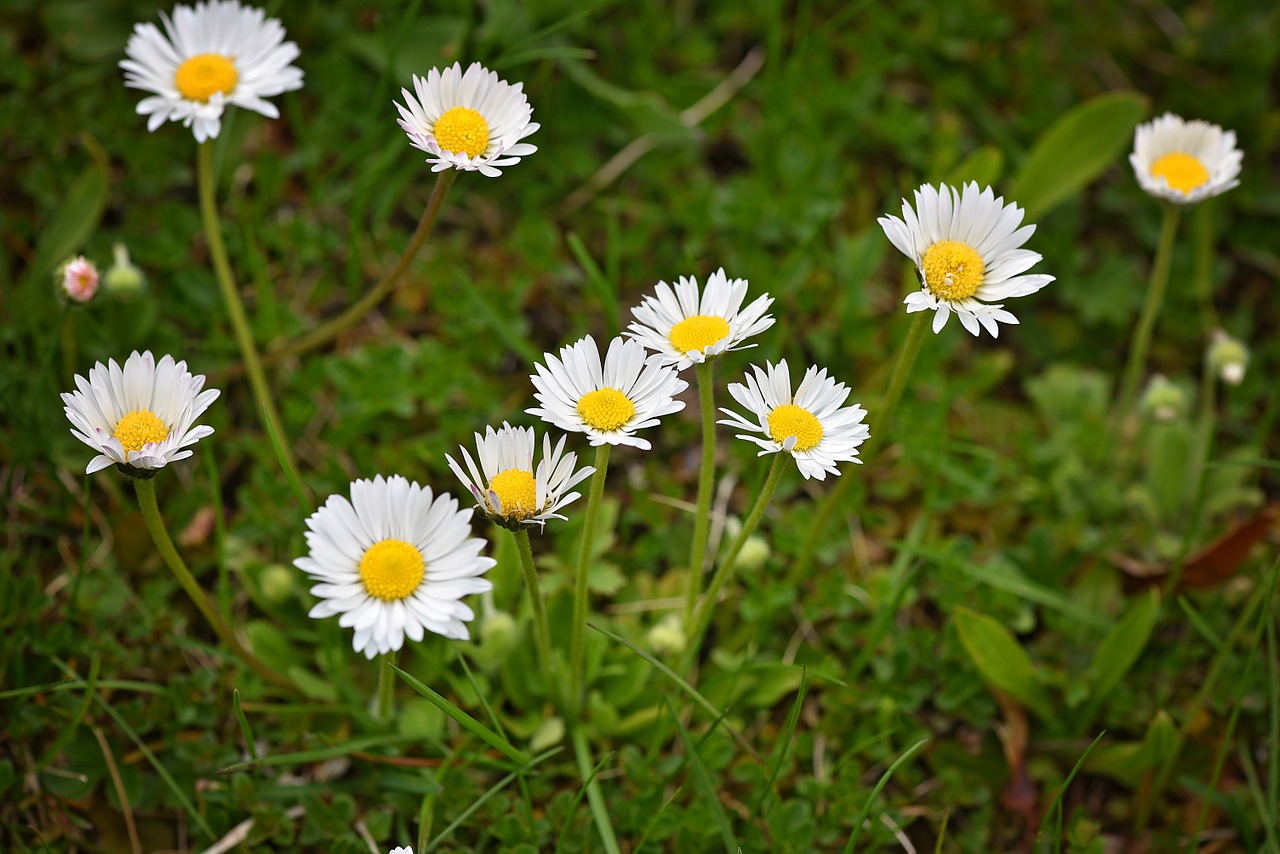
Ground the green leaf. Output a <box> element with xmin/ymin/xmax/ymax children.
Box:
<box><xmin>1010</xmin><ymin>91</ymin><xmax>1148</xmax><ymax>220</ymax></box>
<box><xmin>28</xmin><ymin>134</ymin><xmax>110</xmax><ymax>284</ymax></box>
<box><xmin>953</xmin><ymin>607</ymin><xmax>1055</xmax><ymax>722</ymax></box>
<box><xmin>1085</xmin><ymin>711</ymin><xmax>1178</xmax><ymax>786</ymax></box>
<box><xmin>945</xmin><ymin>145</ymin><xmax>1004</xmax><ymax>188</ymax></box>
<box><xmin>392</xmin><ymin>665</ymin><xmax>531</xmax><ymax>766</ymax></box>
<box><xmin>1086</xmin><ymin>589</ymin><xmax>1160</xmax><ymax>704</ymax></box>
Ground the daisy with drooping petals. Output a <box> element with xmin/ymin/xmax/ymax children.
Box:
<box><xmin>446</xmin><ymin>423</ymin><xmax>595</xmax><ymax>530</ymax></box>
<box><xmin>296</xmin><ymin>475</ymin><xmax>495</xmax><ymax>658</ymax></box>
<box><xmin>528</xmin><ymin>336</ymin><xmax>688</xmax><ymax>451</ymax></box>
<box><xmin>395</xmin><ymin>62</ymin><xmax>539</xmax><ymax>177</ymax></box>
<box><xmin>120</xmin><ymin>0</ymin><xmax>304</xmax><ymax>143</ymax></box>
<box><xmin>1130</xmin><ymin>113</ymin><xmax>1242</xmax><ymax>205</ymax></box>
<box><xmin>878</xmin><ymin>182</ymin><xmax>1055</xmax><ymax>337</ymax></box>
<box><xmin>62</xmin><ymin>351</ymin><xmax>220</xmax><ymax>476</ymax></box>
<box><xmin>626</xmin><ymin>268</ymin><xmax>776</xmax><ymax>371</ymax></box>
<box><xmin>718</xmin><ymin>360</ymin><xmax>869</xmax><ymax>481</ymax></box>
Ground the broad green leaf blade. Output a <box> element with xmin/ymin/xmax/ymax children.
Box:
<box><xmin>28</xmin><ymin>134</ymin><xmax>110</xmax><ymax>284</ymax></box>
<box><xmin>1010</xmin><ymin>91</ymin><xmax>1148</xmax><ymax>220</ymax></box>
<box><xmin>953</xmin><ymin>607</ymin><xmax>1055</xmax><ymax>722</ymax></box>
<box><xmin>946</xmin><ymin>145</ymin><xmax>1004</xmax><ymax>188</ymax></box>
<box><xmin>1086</xmin><ymin>589</ymin><xmax>1160</xmax><ymax>703</ymax></box>
<box><xmin>393</xmin><ymin>664</ymin><xmax>531</xmax><ymax>765</ymax></box>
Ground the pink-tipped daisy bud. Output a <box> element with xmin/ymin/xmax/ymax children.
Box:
<box><xmin>1207</xmin><ymin>330</ymin><xmax>1248</xmax><ymax>386</ymax></box>
<box><xmin>58</xmin><ymin>256</ymin><xmax>99</xmax><ymax>303</ymax></box>
<box><xmin>1140</xmin><ymin>374</ymin><xmax>1186</xmax><ymax>423</ymax></box>
<box><xmin>104</xmin><ymin>243</ymin><xmax>145</xmax><ymax>300</ymax></box>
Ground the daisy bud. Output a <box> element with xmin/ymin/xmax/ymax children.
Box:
<box><xmin>1140</xmin><ymin>375</ymin><xmax>1186</xmax><ymax>423</ymax></box>
<box><xmin>104</xmin><ymin>243</ymin><xmax>146</xmax><ymax>300</ymax></box>
<box><xmin>480</xmin><ymin>610</ymin><xmax>518</xmax><ymax>652</ymax></box>
<box><xmin>529</xmin><ymin>716</ymin><xmax>565</xmax><ymax>752</ymax></box>
<box><xmin>259</xmin><ymin>563</ymin><xmax>297</xmax><ymax>604</ymax></box>
<box><xmin>1207</xmin><ymin>330</ymin><xmax>1248</xmax><ymax>386</ymax></box>
<box><xmin>734</xmin><ymin>535</ymin><xmax>771</xmax><ymax>572</ymax></box>
<box><xmin>647</xmin><ymin>614</ymin><xmax>687</xmax><ymax>657</ymax></box>
<box><xmin>58</xmin><ymin>255</ymin><xmax>99</xmax><ymax>303</ymax></box>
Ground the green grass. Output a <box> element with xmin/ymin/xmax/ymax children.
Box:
<box><xmin>4</xmin><ymin>0</ymin><xmax>1280</xmax><ymax>851</ymax></box>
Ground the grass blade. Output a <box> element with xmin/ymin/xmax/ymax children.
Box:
<box><xmin>750</xmin><ymin>666</ymin><xmax>808</xmax><ymax>820</ymax></box>
<box><xmin>232</xmin><ymin>688</ymin><xmax>259</xmax><ymax>762</ymax></box>
<box><xmin>393</xmin><ymin>664</ymin><xmax>530</xmax><ymax>765</ymax></box>
<box><xmin>664</xmin><ymin>695</ymin><xmax>737</xmax><ymax>854</ymax></box>
<box><xmin>262</xmin><ymin>400</ymin><xmax>310</xmax><ymax>509</ymax></box>
<box><xmin>843</xmin><ymin>737</ymin><xmax>929</xmax><ymax>853</ymax></box>
<box><xmin>1034</xmin><ymin>730</ymin><xmax>1106</xmax><ymax>847</ymax></box>
<box><xmin>37</xmin><ymin>653</ymin><xmax>99</xmax><ymax>771</ymax></box>
<box><xmin>424</xmin><ymin>748</ymin><xmax>560</xmax><ymax>853</ymax></box>
<box><xmin>218</xmin><ymin>733</ymin><xmax>420</xmax><ymax>773</ymax></box>
<box><xmin>565</xmin><ymin>232</ymin><xmax>621</xmax><ymax>338</ymax></box>
<box><xmin>553</xmin><ymin>741</ymin><xmax>612</xmax><ymax>854</ymax></box>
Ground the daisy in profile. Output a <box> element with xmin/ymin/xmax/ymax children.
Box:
<box><xmin>626</xmin><ymin>268</ymin><xmax>775</xmax><ymax>371</ymax></box>
<box><xmin>296</xmin><ymin>475</ymin><xmax>494</xmax><ymax>658</ymax></box>
<box><xmin>62</xmin><ymin>351</ymin><xmax>219</xmax><ymax>476</ymax></box>
<box><xmin>395</xmin><ymin>62</ymin><xmax>538</xmax><ymax>177</ymax></box>
<box><xmin>718</xmin><ymin>360</ymin><xmax>869</xmax><ymax>481</ymax></box>
<box><xmin>1131</xmin><ymin>113</ymin><xmax>1242</xmax><ymax>205</ymax></box>
<box><xmin>878</xmin><ymin>182</ymin><xmax>1055</xmax><ymax>337</ymax></box>
<box><xmin>446</xmin><ymin>422</ymin><xmax>595</xmax><ymax>530</ymax></box>
<box><xmin>120</xmin><ymin>0</ymin><xmax>304</xmax><ymax>143</ymax></box>
<box><xmin>527</xmin><ymin>336</ymin><xmax>687</xmax><ymax>451</ymax></box>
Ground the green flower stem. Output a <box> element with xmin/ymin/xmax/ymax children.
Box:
<box><xmin>788</xmin><ymin>309</ymin><xmax>930</xmax><ymax>584</ymax></box>
<box><xmin>683</xmin><ymin>360</ymin><xmax>717</xmax><ymax>628</ymax></box>
<box><xmin>265</xmin><ymin>169</ymin><xmax>457</xmax><ymax>365</ymax></box>
<box><xmin>571</xmin><ymin>724</ymin><xmax>621</xmax><ymax>854</ymax></box>
<box><xmin>1114</xmin><ymin>204</ymin><xmax>1181</xmax><ymax>432</ymax></box>
<box><xmin>196</xmin><ymin>142</ymin><xmax>301</xmax><ymax>488</ymax></box>
<box><xmin>134</xmin><ymin>478</ymin><xmax>294</xmax><ymax>692</ymax></box>
<box><xmin>685</xmin><ymin>452</ymin><xmax>786</xmax><ymax>669</ymax></box>
<box><xmin>513</xmin><ymin>528</ymin><xmax>558</xmax><ymax>707</ymax></box>
<box><xmin>570</xmin><ymin>444</ymin><xmax>611</xmax><ymax>714</ymax></box>
<box><xmin>376</xmin><ymin>651</ymin><xmax>397</xmax><ymax>722</ymax></box>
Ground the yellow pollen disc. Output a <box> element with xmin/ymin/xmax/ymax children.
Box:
<box><xmin>668</xmin><ymin>314</ymin><xmax>731</xmax><ymax>355</ymax></box>
<box><xmin>174</xmin><ymin>54</ymin><xmax>239</xmax><ymax>102</ymax></box>
<box><xmin>577</xmin><ymin>388</ymin><xmax>636</xmax><ymax>432</ymax></box>
<box><xmin>767</xmin><ymin>404</ymin><xmax>823</xmax><ymax>452</ymax></box>
<box><xmin>921</xmin><ymin>240</ymin><xmax>985</xmax><ymax>301</ymax></box>
<box><xmin>1151</xmin><ymin>151</ymin><xmax>1210</xmax><ymax>194</ymax></box>
<box><xmin>433</xmin><ymin>106</ymin><xmax>491</xmax><ymax>158</ymax></box>
<box><xmin>358</xmin><ymin>539</ymin><xmax>425</xmax><ymax>602</ymax></box>
<box><xmin>113</xmin><ymin>409</ymin><xmax>170</xmax><ymax>454</ymax></box>
<box><xmin>488</xmin><ymin>468</ymin><xmax>539</xmax><ymax>519</ymax></box>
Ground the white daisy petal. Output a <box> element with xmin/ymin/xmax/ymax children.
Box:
<box><xmin>62</xmin><ymin>351</ymin><xmax>219</xmax><ymax>475</ymax></box>
<box><xmin>297</xmin><ymin>475</ymin><xmax>494</xmax><ymax>657</ymax></box>
<box><xmin>1130</xmin><ymin>112</ymin><xmax>1242</xmax><ymax>205</ymax></box>
<box><xmin>717</xmin><ymin>360</ymin><xmax>870</xmax><ymax>481</ymax></box>
<box><xmin>120</xmin><ymin>0</ymin><xmax>304</xmax><ymax>141</ymax></box>
<box><xmin>879</xmin><ymin>181</ymin><xmax>1054</xmax><ymax>338</ymax></box>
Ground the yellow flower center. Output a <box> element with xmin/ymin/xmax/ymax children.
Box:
<box><xmin>113</xmin><ymin>409</ymin><xmax>170</xmax><ymax>454</ymax></box>
<box><xmin>358</xmin><ymin>539</ymin><xmax>425</xmax><ymax>602</ymax></box>
<box><xmin>1151</xmin><ymin>151</ymin><xmax>1210</xmax><ymax>194</ymax></box>
<box><xmin>488</xmin><ymin>468</ymin><xmax>539</xmax><ymax>519</ymax></box>
<box><xmin>577</xmin><ymin>388</ymin><xmax>636</xmax><ymax>432</ymax></box>
<box><xmin>668</xmin><ymin>315</ymin><xmax>731</xmax><ymax>355</ymax></box>
<box><xmin>433</xmin><ymin>106</ymin><xmax>490</xmax><ymax>158</ymax></box>
<box><xmin>174</xmin><ymin>54</ymin><xmax>239</xmax><ymax>103</ymax></box>
<box><xmin>921</xmin><ymin>240</ymin><xmax>986</xmax><ymax>301</ymax></box>
<box><xmin>767</xmin><ymin>404</ymin><xmax>823</xmax><ymax>452</ymax></box>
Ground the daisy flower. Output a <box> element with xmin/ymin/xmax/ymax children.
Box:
<box><xmin>528</xmin><ymin>336</ymin><xmax>688</xmax><ymax>451</ymax></box>
<box><xmin>395</xmin><ymin>62</ymin><xmax>539</xmax><ymax>177</ymax></box>
<box><xmin>718</xmin><ymin>359</ymin><xmax>869</xmax><ymax>481</ymax></box>
<box><xmin>120</xmin><ymin>0</ymin><xmax>304</xmax><ymax>143</ymax></box>
<box><xmin>1131</xmin><ymin>113</ymin><xmax>1242</xmax><ymax>205</ymax></box>
<box><xmin>59</xmin><ymin>256</ymin><xmax>100</xmax><ymax>303</ymax></box>
<box><xmin>61</xmin><ymin>351</ymin><xmax>219</xmax><ymax>476</ymax></box>
<box><xmin>446</xmin><ymin>422</ymin><xmax>595</xmax><ymax>530</ymax></box>
<box><xmin>878</xmin><ymin>182</ymin><xmax>1055</xmax><ymax>337</ymax></box>
<box><xmin>625</xmin><ymin>268</ymin><xmax>775</xmax><ymax>371</ymax></box>
<box><xmin>296</xmin><ymin>475</ymin><xmax>495</xmax><ymax>658</ymax></box>
<box><xmin>389</xmin><ymin>849</ymin><xmax>413</xmax><ymax>854</ymax></box>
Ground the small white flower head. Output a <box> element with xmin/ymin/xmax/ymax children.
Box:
<box><xmin>395</xmin><ymin>62</ymin><xmax>539</xmax><ymax>177</ymax></box>
<box><xmin>527</xmin><ymin>336</ymin><xmax>688</xmax><ymax>451</ymax></box>
<box><xmin>446</xmin><ymin>422</ymin><xmax>595</xmax><ymax>530</ymax></box>
<box><xmin>625</xmin><ymin>268</ymin><xmax>776</xmax><ymax>371</ymax></box>
<box><xmin>878</xmin><ymin>182</ymin><xmax>1055</xmax><ymax>337</ymax></box>
<box><xmin>61</xmin><ymin>351</ymin><xmax>219</xmax><ymax>476</ymax></box>
<box><xmin>120</xmin><ymin>0</ymin><xmax>304</xmax><ymax>143</ymax></box>
<box><xmin>1140</xmin><ymin>374</ymin><xmax>1187</xmax><ymax>423</ymax></box>
<box><xmin>647</xmin><ymin>614</ymin><xmax>687</xmax><ymax>657</ymax></box>
<box><xmin>296</xmin><ymin>475</ymin><xmax>495</xmax><ymax>659</ymax></box>
<box><xmin>718</xmin><ymin>359</ymin><xmax>869</xmax><ymax>481</ymax></box>
<box><xmin>1131</xmin><ymin>113</ymin><xmax>1242</xmax><ymax>205</ymax></box>
<box><xmin>1207</xmin><ymin>329</ymin><xmax>1249</xmax><ymax>386</ymax></box>
<box><xmin>389</xmin><ymin>848</ymin><xmax>414</xmax><ymax>854</ymax></box>
<box><xmin>104</xmin><ymin>243</ymin><xmax>146</xmax><ymax>300</ymax></box>
<box><xmin>58</xmin><ymin>256</ymin><xmax>100</xmax><ymax>303</ymax></box>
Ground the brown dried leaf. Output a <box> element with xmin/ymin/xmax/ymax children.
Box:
<box><xmin>1114</xmin><ymin>504</ymin><xmax>1279</xmax><ymax>590</ymax></box>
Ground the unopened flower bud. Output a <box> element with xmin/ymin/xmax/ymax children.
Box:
<box><xmin>104</xmin><ymin>243</ymin><xmax>145</xmax><ymax>299</ymax></box>
<box><xmin>480</xmin><ymin>610</ymin><xmax>517</xmax><ymax>651</ymax></box>
<box><xmin>647</xmin><ymin>614</ymin><xmax>686</xmax><ymax>657</ymax></box>
<box><xmin>259</xmin><ymin>563</ymin><xmax>297</xmax><ymax>604</ymax></box>
<box><xmin>58</xmin><ymin>255</ymin><xmax>99</xmax><ymax>303</ymax></box>
<box><xmin>1140</xmin><ymin>374</ymin><xmax>1186</xmax><ymax>423</ymax></box>
<box><xmin>1207</xmin><ymin>330</ymin><xmax>1248</xmax><ymax>386</ymax></box>
<box><xmin>733</xmin><ymin>535</ymin><xmax>771</xmax><ymax>571</ymax></box>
